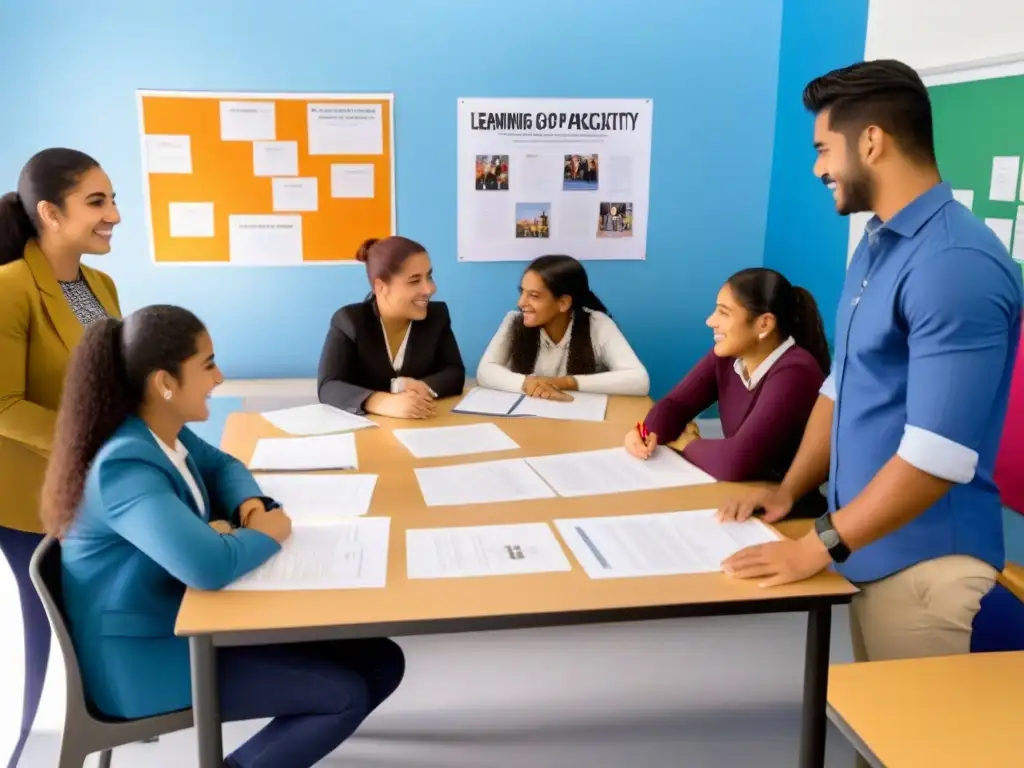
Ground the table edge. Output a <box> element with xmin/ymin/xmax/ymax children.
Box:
<box><xmin>825</xmin><ymin>702</ymin><xmax>886</xmax><ymax>768</ymax></box>
<box><xmin>177</xmin><ymin>590</ymin><xmax>853</xmax><ymax>646</ymax></box>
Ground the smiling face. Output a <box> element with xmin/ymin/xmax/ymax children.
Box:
<box><xmin>151</xmin><ymin>330</ymin><xmax>223</xmax><ymax>423</ymax></box>
<box><xmin>375</xmin><ymin>251</ymin><xmax>436</xmax><ymax>321</ymax></box>
<box><xmin>517</xmin><ymin>268</ymin><xmax>570</xmax><ymax>328</ymax></box>
<box><xmin>812</xmin><ymin>110</ymin><xmax>875</xmax><ymax>216</ymax></box>
<box><xmin>37</xmin><ymin>165</ymin><xmax>121</xmax><ymax>255</ymax></box>
<box><xmin>706</xmin><ymin>283</ymin><xmax>773</xmax><ymax>359</ymax></box>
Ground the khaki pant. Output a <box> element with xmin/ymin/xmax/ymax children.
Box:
<box><xmin>848</xmin><ymin>556</ymin><xmax>998</xmax><ymax>768</ymax></box>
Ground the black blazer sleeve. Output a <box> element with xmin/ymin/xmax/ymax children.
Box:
<box><xmin>421</xmin><ymin>303</ymin><xmax>466</xmax><ymax>398</ymax></box>
<box><xmin>316</xmin><ymin>308</ymin><xmax>374</xmax><ymax>414</ymax></box>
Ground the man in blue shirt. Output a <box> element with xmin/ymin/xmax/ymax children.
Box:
<box><xmin>719</xmin><ymin>59</ymin><xmax>1023</xmax><ymax>662</ymax></box>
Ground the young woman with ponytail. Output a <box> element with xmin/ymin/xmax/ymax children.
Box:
<box><xmin>627</xmin><ymin>268</ymin><xmax>830</xmax><ymax>513</ymax></box>
<box><xmin>476</xmin><ymin>254</ymin><xmax>649</xmax><ymax>399</ymax></box>
<box><xmin>47</xmin><ymin>305</ymin><xmax>404</xmax><ymax>768</ymax></box>
<box><xmin>0</xmin><ymin>147</ymin><xmax>122</xmax><ymax>767</ymax></box>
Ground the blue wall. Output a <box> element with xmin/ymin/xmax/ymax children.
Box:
<box><xmin>763</xmin><ymin>0</ymin><xmax>869</xmax><ymax>342</ymax></box>
<box><xmin>0</xmin><ymin>0</ymin><xmax>786</xmax><ymax>399</ymax></box>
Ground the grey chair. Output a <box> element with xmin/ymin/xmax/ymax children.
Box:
<box><xmin>29</xmin><ymin>536</ymin><xmax>194</xmax><ymax>768</ymax></box>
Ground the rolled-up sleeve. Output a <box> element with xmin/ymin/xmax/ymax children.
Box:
<box><xmin>819</xmin><ymin>370</ymin><xmax>836</xmax><ymax>401</ymax></box>
<box><xmin>897</xmin><ymin>247</ymin><xmax>1022</xmax><ymax>484</ymax></box>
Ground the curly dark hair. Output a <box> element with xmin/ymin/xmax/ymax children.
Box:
<box><xmin>508</xmin><ymin>254</ymin><xmax>610</xmax><ymax>376</ymax></box>
<box><xmin>40</xmin><ymin>305</ymin><xmax>207</xmax><ymax>537</ymax></box>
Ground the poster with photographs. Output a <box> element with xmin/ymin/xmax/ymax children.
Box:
<box><xmin>457</xmin><ymin>97</ymin><xmax>653</xmax><ymax>261</ymax></box>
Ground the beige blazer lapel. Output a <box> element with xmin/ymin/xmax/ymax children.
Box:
<box><xmin>23</xmin><ymin>242</ymin><xmax>87</xmax><ymax>352</ymax></box>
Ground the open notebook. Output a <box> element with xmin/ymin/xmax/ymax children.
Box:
<box><xmin>452</xmin><ymin>386</ymin><xmax>608</xmax><ymax>422</ymax></box>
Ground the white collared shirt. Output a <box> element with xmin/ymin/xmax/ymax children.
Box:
<box><xmin>476</xmin><ymin>309</ymin><xmax>650</xmax><ymax>396</ymax></box>
<box><xmin>733</xmin><ymin>336</ymin><xmax>796</xmax><ymax>390</ymax></box>
<box><xmin>150</xmin><ymin>430</ymin><xmax>206</xmax><ymax>516</ymax></box>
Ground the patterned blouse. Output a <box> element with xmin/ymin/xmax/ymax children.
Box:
<box><xmin>58</xmin><ymin>275</ymin><xmax>108</xmax><ymax>325</ymax></box>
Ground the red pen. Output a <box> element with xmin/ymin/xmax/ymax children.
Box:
<box><xmin>636</xmin><ymin>421</ymin><xmax>649</xmax><ymax>441</ymax></box>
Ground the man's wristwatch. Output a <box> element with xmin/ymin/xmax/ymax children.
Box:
<box><xmin>814</xmin><ymin>513</ymin><xmax>851</xmax><ymax>563</ymax></box>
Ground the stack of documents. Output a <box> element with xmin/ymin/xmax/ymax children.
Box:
<box><xmin>248</xmin><ymin>432</ymin><xmax>358</xmax><ymax>471</ymax></box>
<box><xmin>452</xmin><ymin>387</ymin><xmax>608</xmax><ymax>422</ymax></box>
<box><xmin>526</xmin><ymin>447</ymin><xmax>714</xmax><ymax>497</ymax></box>
<box><xmin>260</xmin><ymin>403</ymin><xmax>376</xmax><ymax>435</ymax></box>
<box><xmin>406</xmin><ymin>522</ymin><xmax>571</xmax><ymax>579</ymax></box>
<box><xmin>254</xmin><ymin>473</ymin><xmax>378</xmax><ymax>521</ymax></box>
<box><xmin>393</xmin><ymin>422</ymin><xmax>519</xmax><ymax>459</ymax></box>
<box><xmin>224</xmin><ymin>516</ymin><xmax>391</xmax><ymax>591</ymax></box>
<box><xmin>554</xmin><ymin>509</ymin><xmax>779</xmax><ymax>579</ymax></box>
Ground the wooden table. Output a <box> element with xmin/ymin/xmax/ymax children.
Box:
<box><xmin>177</xmin><ymin>395</ymin><xmax>856</xmax><ymax>768</ymax></box>
<box><xmin>827</xmin><ymin>651</ymin><xmax>1024</xmax><ymax>767</ymax></box>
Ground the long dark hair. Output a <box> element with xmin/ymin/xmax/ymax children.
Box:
<box><xmin>0</xmin><ymin>148</ymin><xmax>100</xmax><ymax>265</ymax></box>
<box><xmin>508</xmin><ymin>254</ymin><xmax>610</xmax><ymax>376</ymax></box>
<box><xmin>726</xmin><ymin>268</ymin><xmax>831</xmax><ymax>374</ymax></box>
<box><xmin>41</xmin><ymin>305</ymin><xmax>207</xmax><ymax>537</ymax></box>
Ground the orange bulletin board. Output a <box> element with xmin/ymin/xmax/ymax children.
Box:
<box><xmin>137</xmin><ymin>90</ymin><xmax>395</xmax><ymax>265</ymax></box>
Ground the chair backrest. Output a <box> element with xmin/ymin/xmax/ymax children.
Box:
<box><xmin>995</xmin><ymin>310</ymin><xmax>1024</xmax><ymax>516</ymax></box>
<box><xmin>28</xmin><ymin>536</ymin><xmax>96</xmax><ymax>721</ymax></box>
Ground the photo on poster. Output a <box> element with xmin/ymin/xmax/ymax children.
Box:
<box><xmin>597</xmin><ymin>202</ymin><xmax>633</xmax><ymax>238</ymax></box>
<box><xmin>515</xmin><ymin>203</ymin><xmax>551</xmax><ymax>238</ymax></box>
<box><xmin>563</xmin><ymin>154</ymin><xmax>599</xmax><ymax>191</ymax></box>
<box><xmin>476</xmin><ymin>154</ymin><xmax>509</xmax><ymax>190</ymax></box>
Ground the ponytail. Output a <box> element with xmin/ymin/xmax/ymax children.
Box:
<box><xmin>41</xmin><ymin>318</ymin><xmax>133</xmax><ymax>537</ymax></box>
<box><xmin>790</xmin><ymin>287</ymin><xmax>831</xmax><ymax>375</ymax></box>
<box><xmin>0</xmin><ymin>191</ymin><xmax>35</xmax><ymax>265</ymax></box>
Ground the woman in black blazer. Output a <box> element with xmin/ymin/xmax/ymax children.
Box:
<box><xmin>317</xmin><ymin>236</ymin><xmax>465</xmax><ymax>419</ymax></box>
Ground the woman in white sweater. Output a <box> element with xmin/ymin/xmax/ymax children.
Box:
<box><xmin>476</xmin><ymin>255</ymin><xmax>649</xmax><ymax>399</ymax></box>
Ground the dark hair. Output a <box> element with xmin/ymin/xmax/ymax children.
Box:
<box><xmin>0</xmin><ymin>148</ymin><xmax>100</xmax><ymax>265</ymax></box>
<box><xmin>508</xmin><ymin>254</ymin><xmax>610</xmax><ymax>376</ymax></box>
<box><xmin>355</xmin><ymin>236</ymin><xmax>428</xmax><ymax>286</ymax></box>
<box><xmin>40</xmin><ymin>305</ymin><xmax>207</xmax><ymax>537</ymax></box>
<box><xmin>725</xmin><ymin>268</ymin><xmax>831</xmax><ymax>375</ymax></box>
<box><xmin>802</xmin><ymin>59</ymin><xmax>935</xmax><ymax>165</ymax></box>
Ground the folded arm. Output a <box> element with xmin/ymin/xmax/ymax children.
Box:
<box><xmin>181</xmin><ymin>428</ymin><xmax>266</xmax><ymax>525</ymax></box>
<box><xmin>317</xmin><ymin>319</ymin><xmax>375</xmax><ymax>414</ymax></box>
<box><xmin>421</xmin><ymin>307</ymin><xmax>467</xmax><ymax>398</ymax></box>
<box><xmin>476</xmin><ymin>312</ymin><xmax>528</xmax><ymax>393</ymax></box>
<box><xmin>572</xmin><ymin>318</ymin><xmax>650</xmax><ymax>396</ymax></box>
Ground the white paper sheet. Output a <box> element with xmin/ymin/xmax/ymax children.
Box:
<box><xmin>1013</xmin><ymin>207</ymin><xmax>1024</xmax><ymax>261</ymax></box>
<box><xmin>272</xmin><ymin>177</ymin><xmax>318</xmax><ymax>212</ymax></box>
<box><xmin>228</xmin><ymin>214</ymin><xmax>302</xmax><ymax>265</ymax></box>
<box><xmin>248</xmin><ymin>433</ymin><xmax>358</xmax><ymax>471</ymax></box>
<box><xmin>145</xmin><ymin>135</ymin><xmax>192</xmax><ymax>174</ymax></box>
<box><xmin>253</xmin><ymin>473</ymin><xmax>378</xmax><ymax>521</ymax></box>
<box><xmin>513</xmin><ymin>391</ymin><xmax>608</xmax><ymax>422</ymax></box>
<box><xmin>224</xmin><ymin>517</ymin><xmax>390</xmax><ymax>590</ymax></box>
<box><xmin>393</xmin><ymin>423</ymin><xmax>519</xmax><ymax>459</ymax></box>
<box><xmin>406</xmin><ymin>522</ymin><xmax>571</xmax><ymax>579</ymax></box>
<box><xmin>308</xmin><ymin>103</ymin><xmax>383</xmax><ymax>155</ymax></box>
<box><xmin>261</xmin><ymin>403</ymin><xmax>375</xmax><ymax>435</ymax></box>
<box><xmin>527</xmin><ymin>446</ymin><xmax>715</xmax><ymax>498</ymax></box>
<box><xmin>253</xmin><ymin>141</ymin><xmax>299</xmax><ymax>177</ymax></box>
<box><xmin>414</xmin><ymin>459</ymin><xmax>555</xmax><ymax>507</ymax></box>
<box><xmin>985</xmin><ymin>217</ymin><xmax>1014</xmax><ymax>252</ymax></box>
<box><xmin>169</xmin><ymin>202</ymin><xmax>214</xmax><ymax>238</ymax></box>
<box><xmin>554</xmin><ymin>509</ymin><xmax>779</xmax><ymax>579</ymax></box>
<box><xmin>331</xmin><ymin>163</ymin><xmax>375</xmax><ymax>198</ymax></box>
<box><xmin>220</xmin><ymin>100</ymin><xmax>276</xmax><ymax>141</ymax></box>
<box><xmin>451</xmin><ymin>387</ymin><xmax>523</xmax><ymax>416</ymax></box>
<box><xmin>989</xmin><ymin>156</ymin><xmax>1021</xmax><ymax>202</ymax></box>
<box><xmin>952</xmin><ymin>188</ymin><xmax>975</xmax><ymax>210</ymax></box>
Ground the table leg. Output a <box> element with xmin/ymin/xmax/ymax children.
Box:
<box><xmin>189</xmin><ymin>636</ymin><xmax>223</xmax><ymax>768</ymax></box>
<box><xmin>798</xmin><ymin>605</ymin><xmax>832</xmax><ymax>768</ymax></box>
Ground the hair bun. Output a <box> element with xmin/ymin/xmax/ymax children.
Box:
<box><xmin>355</xmin><ymin>238</ymin><xmax>379</xmax><ymax>263</ymax></box>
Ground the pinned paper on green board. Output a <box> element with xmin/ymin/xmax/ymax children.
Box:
<box><xmin>985</xmin><ymin>217</ymin><xmax>1014</xmax><ymax>252</ymax></box>
<box><xmin>952</xmin><ymin>188</ymin><xmax>975</xmax><ymax>210</ymax></box>
<box><xmin>989</xmin><ymin>156</ymin><xmax>1021</xmax><ymax>202</ymax></box>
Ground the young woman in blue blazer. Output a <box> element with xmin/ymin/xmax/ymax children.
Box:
<box><xmin>40</xmin><ymin>304</ymin><xmax>404</xmax><ymax>768</ymax></box>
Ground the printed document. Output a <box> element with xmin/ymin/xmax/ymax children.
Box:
<box><xmin>224</xmin><ymin>516</ymin><xmax>391</xmax><ymax>590</ymax></box>
<box><xmin>249</xmin><ymin>433</ymin><xmax>358</xmax><ymax>471</ymax></box>
<box><xmin>406</xmin><ymin>522</ymin><xmax>571</xmax><ymax>579</ymax></box>
<box><xmin>414</xmin><ymin>459</ymin><xmax>555</xmax><ymax>506</ymax></box>
<box><xmin>554</xmin><ymin>509</ymin><xmax>780</xmax><ymax>579</ymax></box>
<box><xmin>393</xmin><ymin>423</ymin><xmax>519</xmax><ymax>459</ymax></box>
<box><xmin>526</xmin><ymin>446</ymin><xmax>714</xmax><ymax>498</ymax></box>
<box><xmin>452</xmin><ymin>387</ymin><xmax>524</xmax><ymax>416</ymax></box>
<box><xmin>260</xmin><ymin>403</ymin><xmax>376</xmax><ymax>436</ymax></box>
<box><xmin>513</xmin><ymin>391</ymin><xmax>608</xmax><ymax>422</ymax></box>
<box><xmin>253</xmin><ymin>473</ymin><xmax>378</xmax><ymax>521</ymax></box>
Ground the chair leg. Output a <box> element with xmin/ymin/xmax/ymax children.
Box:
<box><xmin>55</xmin><ymin>741</ymin><xmax>85</xmax><ymax>768</ymax></box>
<box><xmin>97</xmin><ymin>749</ymin><xmax>113</xmax><ymax>768</ymax></box>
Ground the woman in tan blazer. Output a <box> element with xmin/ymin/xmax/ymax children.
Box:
<box><xmin>0</xmin><ymin>148</ymin><xmax>122</xmax><ymax>766</ymax></box>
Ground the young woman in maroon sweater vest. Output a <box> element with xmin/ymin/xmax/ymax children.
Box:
<box><xmin>626</xmin><ymin>268</ymin><xmax>830</xmax><ymax>516</ymax></box>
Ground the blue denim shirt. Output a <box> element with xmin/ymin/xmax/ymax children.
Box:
<box><xmin>822</xmin><ymin>182</ymin><xmax>1022</xmax><ymax>583</ymax></box>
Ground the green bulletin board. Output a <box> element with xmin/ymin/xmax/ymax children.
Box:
<box><xmin>929</xmin><ymin>72</ymin><xmax>1024</xmax><ymax>278</ymax></box>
